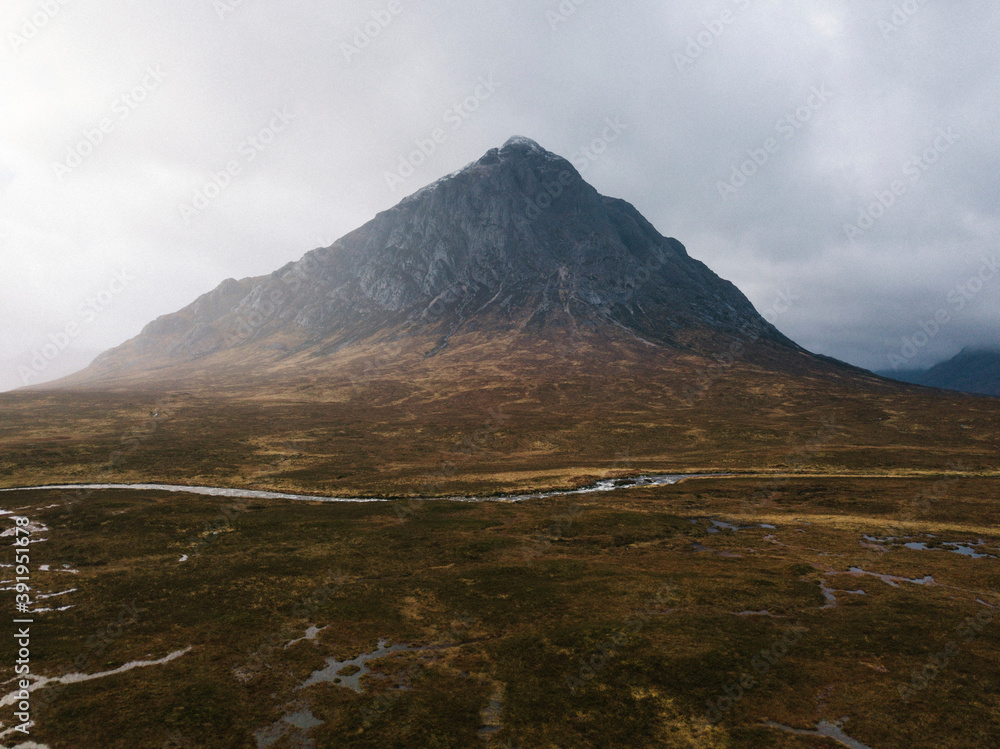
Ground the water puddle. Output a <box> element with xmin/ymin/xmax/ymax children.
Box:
<box><xmin>285</xmin><ymin>625</ymin><xmax>327</xmax><ymax>649</ymax></box>
<box><xmin>843</xmin><ymin>567</ymin><xmax>935</xmax><ymax>588</ymax></box>
<box><xmin>0</xmin><ymin>725</ymin><xmax>49</xmax><ymax>749</ymax></box>
<box><xmin>31</xmin><ymin>605</ymin><xmax>74</xmax><ymax>613</ymax></box>
<box><xmin>35</xmin><ymin>588</ymin><xmax>76</xmax><ymax>600</ymax></box>
<box><xmin>0</xmin><ymin>721</ymin><xmax>33</xmax><ymax>742</ymax></box>
<box><xmin>708</xmin><ymin>520</ymin><xmax>742</xmax><ymax>533</ymax></box>
<box><xmin>765</xmin><ymin>719</ymin><xmax>872</xmax><ymax>749</ymax></box>
<box><xmin>863</xmin><ymin>534</ymin><xmax>899</xmax><ymax>543</ymax></box>
<box><xmin>2</xmin><ymin>519</ymin><xmax>49</xmax><ymax>547</ymax></box>
<box><xmin>298</xmin><ymin>639</ymin><xmax>419</xmax><ymax>693</ymax></box>
<box><xmin>819</xmin><ymin>581</ymin><xmax>838</xmax><ymax>609</ymax></box>
<box><xmin>903</xmin><ymin>541</ymin><xmax>994</xmax><ymax>559</ymax></box>
<box><xmin>863</xmin><ymin>534</ymin><xmax>996</xmax><ymax>559</ymax></box>
<box><xmin>689</xmin><ymin>518</ymin><xmax>776</xmax><ymax>534</ymax></box>
<box><xmin>0</xmin><ymin>647</ymin><xmax>193</xmax><ymax>708</ymax></box>
<box><xmin>1</xmin><ymin>520</ymin><xmax>48</xmax><ymax>535</ymax></box>
<box><xmin>31</xmin><ymin>586</ymin><xmax>77</xmax><ymax>613</ymax></box>
<box><xmin>254</xmin><ymin>706</ymin><xmax>324</xmax><ymax>749</ymax></box>
<box><xmin>945</xmin><ymin>544</ymin><xmax>991</xmax><ymax>558</ymax></box>
<box><xmin>817</xmin><ymin>577</ymin><xmax>867</xmax><ymax>609</ymax></box>
<box><xmin>478</xmin><ymin>684</ymin><xmax>506</xmax><ymax>741</ymax></box>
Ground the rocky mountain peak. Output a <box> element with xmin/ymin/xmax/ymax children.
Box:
<box><xmin>88</xmin><ymin>137</ymin><xmax>797</xmax><ymax>375</ymax></box>
<box><xmin>501</xmin><ymin>134</ymin><xmax>547</xmax><ymax>152</ymax></box>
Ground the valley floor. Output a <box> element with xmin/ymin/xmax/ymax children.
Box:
<box><xmin>1</xmin><ymin>476</ymin><xmax>997</xmax><ymax>748</ymax></box>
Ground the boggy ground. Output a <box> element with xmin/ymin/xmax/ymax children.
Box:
<box><xmin>1</xmin><ymin>333</ymin><xmax>999</xmax><ymax>496</ymax></box>
<box><xmin>1</xmin><ymin>476</ymin><xmax>997</xmax><ymax>748</ymax></box>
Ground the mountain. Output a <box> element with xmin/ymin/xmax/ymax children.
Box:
<box><xmin>78</xmin><ymin>136</ymin><xmax>799</xmax><ymax>383</ymax></box>
<box><xmin>13</xmin><ymin>137</ymin><xmax>1000</xmax><ymax>495</ymax></box>
<box><xmin>878</xmin><ymin>347</ymin><xmax>1000</xmax><ymax>397</ymax></box>
<box><xmin>873</xmin><ymin>369</ymin><xmax>925</xmax><ymax>386</ymax></box>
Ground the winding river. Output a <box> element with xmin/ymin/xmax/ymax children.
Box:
<box><xmin>0</xmin><ymin>474</ymin><xmax>721</xmax><ymax>504</ymax></box>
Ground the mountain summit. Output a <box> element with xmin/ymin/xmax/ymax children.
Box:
<box><xmin>84</xmin><ymin>137</ymin><xmax>797</xmax><ymax>381</ymax></box>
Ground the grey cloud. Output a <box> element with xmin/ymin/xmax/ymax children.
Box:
<box><xmin>1</xmin><ymin>0</ymin><xmax>997</xmax><ymax>390</ymax></box>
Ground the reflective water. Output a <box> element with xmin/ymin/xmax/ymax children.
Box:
<box><xmin>846</xmin><ymin>567</ymin><xmax>935</xmax><ymax>587</ymax></box>
<box><xmin>0</xmin><ymin>474</ymin><xmax>720</xmax><ymax>504</ymax></box>
<box><xmin>298</xmin><ymin>638</ymin><xmax>418</xmax><ymax>693</ymax></box>
<box><xmin>766</xmin><ymin>720</ymin><xmax>873</xmax><ymax>749</ymax></box>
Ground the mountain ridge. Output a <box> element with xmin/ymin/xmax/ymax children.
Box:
<box><xmin>77</xmin><ymin>136</ymin><xmax>800</xmax><ymax>384</ymax></box>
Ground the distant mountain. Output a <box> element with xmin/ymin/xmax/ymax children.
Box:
<box><xmin>921</xmin><ymin>348</ymin><xmax>1000</xmax><ymax>396</ymax></box>
<box><xmin>877</xmin><ymin>347</ymin><xmax>1000</xmax><ymax>397</ymax></box>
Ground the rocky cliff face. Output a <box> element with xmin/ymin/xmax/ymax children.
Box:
<box><xmin>91</xmin><ymin>136</ymin><xmax>796</xmax><ymax>374</ymax></box>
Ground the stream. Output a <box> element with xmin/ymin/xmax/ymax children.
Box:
<box><xmin>0</xmin><ymin>474</ymin><xmax>720</xmax><ymax>504</ymax></box>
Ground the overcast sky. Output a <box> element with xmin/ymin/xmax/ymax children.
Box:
<box><xmin>2</xmin><ymin>0</ymin><xmax>998</xmax><ymax>391</ymax></box>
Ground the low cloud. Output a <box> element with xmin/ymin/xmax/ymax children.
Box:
<box><xmin>1</xmin><ymin>0</ymin><xmax>997</xmax><ymax>388</ymax></box>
